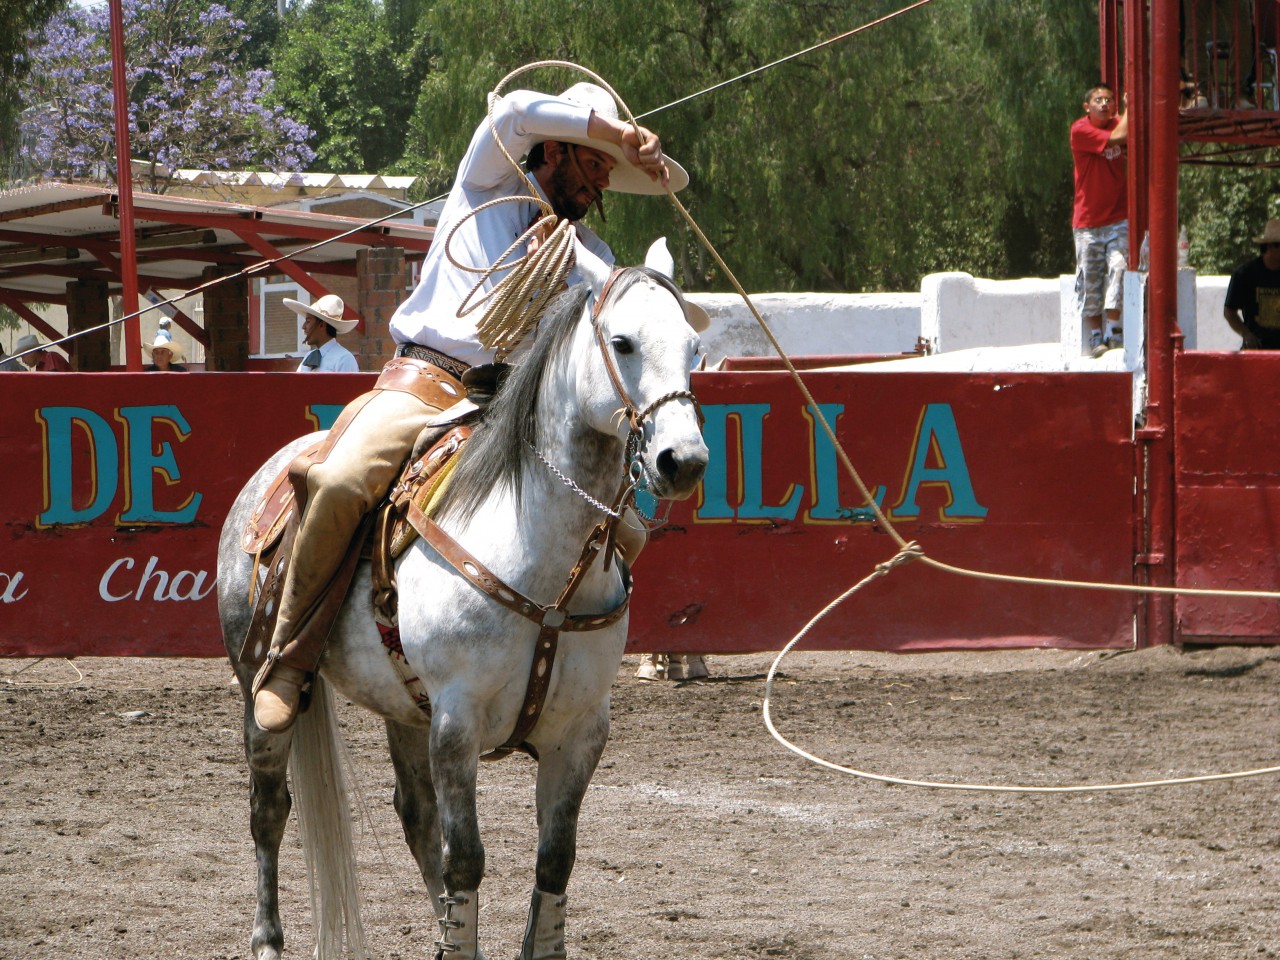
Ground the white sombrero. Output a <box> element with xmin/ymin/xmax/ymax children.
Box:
<box><xmin>550</xmin><ymin>82</ymin><xmax>690</xmax><ymax>196</ymax></box>
<box><xmin>142</xmin><ymin>334</ymin><xmax>185</xmax><ymax>363</ymax></box>
<box><xmin>283</xmin><ymin>294</ymin><xmax>359</xmax><ymax>335</ymax></box>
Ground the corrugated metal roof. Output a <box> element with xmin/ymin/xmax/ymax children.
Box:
<box><xmin>0</xmin><ymin>181</ymin><xmax>432</xmax><ymax>305</ymax></box>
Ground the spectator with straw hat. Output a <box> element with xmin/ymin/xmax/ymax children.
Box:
<box><xmin>142</xmin><ymin>332</ymin><xmax>188</xmax><ymax>371</ymax></box>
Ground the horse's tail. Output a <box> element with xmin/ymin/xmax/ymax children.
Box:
<box><xmin>289</xmin><ymin>674</ymin><xmax>371</xmax><ymax>960</ymax></box>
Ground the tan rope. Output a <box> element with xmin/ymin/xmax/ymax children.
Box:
<box><xmin>465</xmin><ymin>56</ymin><xmax>1280</xmax><ymax>605</ymax></box>
<box><xmin>653</xmin><ymin>142</ymin><xmax>1280</xmax><ymax>791</ymax></box>
<box><xmin>757</xmin><ymin>545</ymin><xmax>1280</xmax><ymax>791</ymax></box>
<box><xmin>0</xmin><ymin>657</ymin><xmax>85</xmax><ymax>687</ymax></box>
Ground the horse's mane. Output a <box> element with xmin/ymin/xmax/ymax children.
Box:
<box><xmin>432</xmin><ymin>266</ymin><xmax>690</xmax><ymax>527</ymax></box>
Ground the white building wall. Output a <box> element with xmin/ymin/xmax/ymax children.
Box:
<box><xmin>7</xmin><ymin>269</ymin><xmax>1240</xmax><ymax>369</ymax></box>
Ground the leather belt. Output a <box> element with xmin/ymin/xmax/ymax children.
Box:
<box><xmin>395</xmin><ymin>343</ymin><xmax>470</xmax><ymax>380</ymax></box>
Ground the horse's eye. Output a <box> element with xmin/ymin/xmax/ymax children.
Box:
<box><xmin>610</xmin><ymin>335</ymin><xmax>635</xmax><ymax>355</ymax></box>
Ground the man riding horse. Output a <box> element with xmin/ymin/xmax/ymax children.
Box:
<box><xmin>252</xmin><ymin>82</ymin><xmax>700</xmax><ymax>733</ymax></box>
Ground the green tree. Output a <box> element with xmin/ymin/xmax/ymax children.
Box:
<box><xmin>1</xmin><ymin>0</ymin><xmax>69</xmax><ymax>180</ymax></box>
<box><xmin>402</xmin><ymin>0</ymin><xmax>1100</xmax><ymax>293</ymax></box>
<box><xmin>271</xmin><ymin>0</ymin><xmax>434</xmax><ymax>173</ymax></box>
<box><xmin>223</xmin><ymin>0</ymin><xmax>283</xmax><ymax>70</ymax></box>
<box><xmin>1180</xmin><ymin>161</ymin><xmax>1280</xmax><ymax>275</ymax></box>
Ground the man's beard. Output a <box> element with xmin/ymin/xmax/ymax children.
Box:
<box><xmin>547</xmin><ymin>154</ymin><xmax>596</xmax><ymax>221</ymax></box>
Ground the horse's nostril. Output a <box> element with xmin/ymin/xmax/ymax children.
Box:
<box><xmin>657</xmin><ymin>448</ymin><xmax>679</xmax><ymax>482</ymax></box>
<box><xmin>656</xmin><ymin>446</ymin><xmax>709</xmax><ymax>487</ymax></box>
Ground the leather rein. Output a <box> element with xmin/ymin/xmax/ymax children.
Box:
<box><xmin>414</xmin><ymin>269</ymin><xmax>701</xmax><ymax>759</ymax></box>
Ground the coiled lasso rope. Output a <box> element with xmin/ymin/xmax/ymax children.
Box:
<box><xmin>667</xmin><ymin>181</ymin><xmax>1280</xmax><ymax>793</ymax></box>
<box><xmin>445</xmin><ymin>61</ymin><xmax>642</xmax><ymax>360</ymax></box>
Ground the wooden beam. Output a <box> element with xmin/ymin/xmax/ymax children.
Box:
<box><xmin>0</xmin><ymin>193</ymin><xmax>109</xmax><ymax>225</ymax></box>
<box><xmin>234</xmin><ymin>228</ymin><xmax>363</xmax><ymax>328</ymax></box>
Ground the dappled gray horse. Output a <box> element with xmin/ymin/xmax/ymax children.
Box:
<box><xmin>217</xmin><ymin>267</ymin><xmax>708</xmax><ymax>960</ymax></box>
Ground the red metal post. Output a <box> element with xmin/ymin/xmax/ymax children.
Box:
<box><xmin>108</xmin><ymin>0</ymin><xmax>142</xmax><ymax>371</ymax></box>
<box><xmin>1143</xmin><ymin>0</ymin><xmax>1181</xmax><ymax>646</ymax></box>
<box><xmin>1100</xmin><ymin>0</ymin><xmax>1121</xmax><ymax>88</ymax></box>
<box><xmin>1124</xmin><ymin>0</ymin><xmax>1149</xmax><ymax>258</ymax></box>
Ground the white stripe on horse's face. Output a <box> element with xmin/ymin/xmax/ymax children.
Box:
<box><xmin>587</xmin><ymin>276</ymin><xmax>708</xmax><ymax>501</ymax></box>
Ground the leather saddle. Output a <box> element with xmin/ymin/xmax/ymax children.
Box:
<box><xmin>236</xmin><ymin>364</ymin><xmax>506</xmax><ymax>669</ymax></box>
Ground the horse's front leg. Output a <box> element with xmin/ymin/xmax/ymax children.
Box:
<box><xmin>429</xmin><ymin>704</ymin><xmax>487</xmax><ymax>960</ymax></box>
<box><xmin>520</xmin><ymin>705</ymin><xmax>611</xmax><ymax>960</ymax></box>
<box><xmin>240</xmin><ymin>702</ymin><xmax>295</xmax><ymax>960</ymax></box>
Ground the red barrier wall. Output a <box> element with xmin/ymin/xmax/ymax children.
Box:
<box><xmin>0</xmin><ymin>370</ymin><xmax>1137</xmax><ymax>658</ymax></box>
<box><xmin>1175</xmin><ymin>352</ymin><xmax>1280</xmax><ymax>643</ymax></box>
<box><xmin>631</xmin><ymin>369</ymin><xmax>1137</xmax><ymax>653</ymax></box>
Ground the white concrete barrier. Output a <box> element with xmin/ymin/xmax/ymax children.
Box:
<box><xmin>1193</xmin><ymin>275</ymin><xmax>1236</xmax><ymax>351</ymax></box>
<box><xmin>921</xmin><ymin>272</ymin><xmax>1062</xmax><ymax>353</ymax></box>
<box><xmin>689</xmin><ymin>291</ymin><xmax>922</xmax><ymax>366</ymax></box>
<box><xmin>690</xmin><ymin>271</ymin><xmax>1237</xmax><ymax>366</ymax></box>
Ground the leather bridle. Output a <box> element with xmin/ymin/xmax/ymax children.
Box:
<box><xmin>590</xmin><ymin>267</ymin><xmax>704</xmax><ymax>440</ymax></box>
<box><xmin>411</xmin><ymin>268</ymin><xmax>703</xmax><ymax>760</ymax></box>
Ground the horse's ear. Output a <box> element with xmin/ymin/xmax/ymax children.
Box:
<box><xmin>644</xmin><ymin>237</ymin><xmax>676</xmax><ymax>279</ymax></box>
<box><xmin>644</xmin><ymin>237</ymin><xmax>710</xmax><ymax>333</ymax></box>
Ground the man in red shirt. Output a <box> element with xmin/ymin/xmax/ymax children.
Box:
<box><xmin>14</xmin><ymin>334</ymin><xmax>71</xmax><ymax>371</ymax></box>
<box><xmin>1071</xmin><ymin>83</ymin><xmax>1129</xmax><ymax>357</ymax></box>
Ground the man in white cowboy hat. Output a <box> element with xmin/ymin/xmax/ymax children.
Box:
<box><xmin>285</xmin><ymin>293</ymin><xmax>360</xmax><ymax>372</ymax></box>
<box><xmin>1225</xmin><ymin>218</ymin><xmax>1280</xmax><ymax>350</ymax></box>
<box><xmin>142</xmin><ymin>333</ymin><xmax>188</xmax><ymax>372</ymax></box>
<box><xmin>14</xmin><ymin>333</ymin><xmax>71</xmax><ymax>371</ymax></box>
<box><xmin>251</xmin><ymin>80</ymin><xmax>699</xmax><ymax>738</ymax></box>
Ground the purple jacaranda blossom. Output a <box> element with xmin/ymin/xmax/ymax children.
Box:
<box><xmin>18</xmin><ymin>0</ymin><xmax>313</xmax><ymax>191</ymax></box>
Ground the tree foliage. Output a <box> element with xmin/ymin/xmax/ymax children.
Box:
<box><xmin>402</xmin><ymin>0</ymin><xmax>1098</xmax><ymax>292</ymax></box>
<box><xmin>1</xmin><ymin>0</ymin><xmax>69</xmax><ymax>177</ymax></box>
<box><xmin>270</xmin><ymin>0</ymin><xmax>434</xmax><ymax>173</ymax></box>
<box><xmin>1180</xmin><ymin>160</ymin><xmax>1280</xmax><ymax>275</ymax></box>
<box><xmin>17</xmin><ymin>0</ymin><xmax>313</xmax><ymax>189</ymax></box>
<box><xmin>6</xmin><ymin>0</ymin><xmax>1269</xmax><ymax>291</ymax></box>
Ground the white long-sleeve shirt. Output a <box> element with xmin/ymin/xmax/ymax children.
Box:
<box><xmin>389</xmin><ymin>89</ymin><xmax>615</xmax><ymax>366</ymax></box>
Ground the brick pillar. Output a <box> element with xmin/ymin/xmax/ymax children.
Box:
<box><xmin>202</xmin><ymin>266</ymin><xmax>249</xmax><ymax>372</ymax></box>
<box><xmin>65</xmin><ymin>278</ymin><xmax>111</xmax><ymax>371</ymax></box>
<box><xmin>357</xmin><ymin>247</ymin><xmax>408</xmax><ymax>371</ymax></box>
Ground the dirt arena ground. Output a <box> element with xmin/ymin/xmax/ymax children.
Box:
<box><xmin>3</xmin><ymin>644</ymin><xmax>1279</xmax><ymax>960</ymax></box>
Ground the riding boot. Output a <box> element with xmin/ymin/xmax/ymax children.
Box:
<box><xmin>435</xmin><ymin>890</ymin><xmax>485</xmax><ymax>960</ymax></box>
<box><xmin>251</xmin><ymin>480</ymin><xmax>365</xmax><ymax>733</ymax></box>
<box><xmin>250</xmin><ymin>660</ymin><xmax>309</xmax><ymax>732</ymax></box>
<box><xmin>518</xmin><ymin>889</ymin><xmax>567</xmax><ymax>960</ymax></box>
<box><xmin>251</xmin><ymin>395</ymin><xmax>419</xmax><ymax>731</ymax></box>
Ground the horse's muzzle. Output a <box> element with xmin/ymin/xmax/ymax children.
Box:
<box><xmin>651</xmin><ymin>438</ymin><xmax>709</xmax><ymax>501</ymax></box>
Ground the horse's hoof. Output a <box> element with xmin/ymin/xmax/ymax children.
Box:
<box><xmin>634</xmin><ymin>654</ymin><xmax>668</xmax><ymax>681</ymax></box>
<box><xmin>681</xmin><ymin>654</ymin><xmax>710</xmax><ymax>680</ymax></box>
